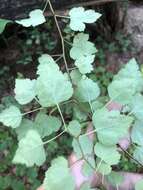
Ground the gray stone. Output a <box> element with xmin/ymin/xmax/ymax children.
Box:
<box><xmin>124</xmin><ymin>4</ymin><xmax>143</xmax><ymax>52</ymax></box>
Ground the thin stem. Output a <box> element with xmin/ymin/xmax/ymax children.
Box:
<box><xmin>55</xmin><ymin>55</ymin><xmax>63</xmax><ymax>62</ymax></box>
<box><xmin>43</xmin><ymin>130</ymin><xmax>66</xmax><ymax>145</ymax></box>
<box><xmin>47</xmin><ymin>0</ymin><xmax>71</xmax><ymax>80</ymax></box>
<box><xmin>49</xmin><ymin>100</ymin><xmax>73</xmax><ymax>115</ymax></box>
<box><xmin>22</xmin><ymin>107</ymin><xmax>43</xmax><ymax>116</ymax></box>
<box><xmin>116</xmin><ymin>185</ymin><xmax>119</xmax><ymax>190</ymax></box>
<box><xmin>51</xmin><ymin>54</ymin><xmax>63</xmax><ymax>57</ymax></box>
<box><xmin>43</xmin><ymin>0</ymin><xmax>49</xmax><ymax>12</ymax></box>
<box><xmin>56</xmin><ymin>103</ymin><xmax>67</xmax><ymax>131</ymax></box>
<box><xmin>70</xmin><ymin>157</ymin><xmax>84</xmax><ymax>167</ymax></box>
<box><xmin>76</xmin><ymin>138</ymin><xmax>95</xmax><ymax>171</ymax></box>
<box><xmin>95</xmin><ymin>159</ymin><xmax>103</xmax><ymax>173</ymax></box>
<box><xmin>55</xmin><ymin>15</ymin><xmax>70</xmax><ymax>19</ymax></box>
<box><xmin>119</xmin><ymin>145</ymin><xmax>143</xmax><ymax>168</ymax></box>
<box><xmin>24</xmin><ymin>130</ymin><xmax>66</xmax><ymax>152</ymax></box>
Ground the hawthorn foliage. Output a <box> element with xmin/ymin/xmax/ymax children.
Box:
<box><xmin>0</xmin><ymin>2</ymin><xmax>143</xmax><ymax>190</ymax></box>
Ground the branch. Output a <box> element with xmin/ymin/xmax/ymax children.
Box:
<box><xmin>68</xmin><ymin>0</ymin><xmax>127</xmax><ymax>8</ymax></box>
<box><xmin>47</xmin><ymin>0</ymin><xmax>71</xmax><ymax>79</ymax></box>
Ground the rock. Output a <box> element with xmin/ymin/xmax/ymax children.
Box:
<box><xmin>124</xmin><ymin>3</ymin><xmax>143</xmax><ymax>52</ymax></box>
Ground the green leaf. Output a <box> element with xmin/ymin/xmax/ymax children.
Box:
<box><xmin>68</xmin><ymin>120</ymin><xmax>81</xmax><ymax>137</ymax></box>
<box><xmin>16</xmin><ymin>9</ymin><xmax>46</xmax><ymax>27</ymax></box>
<box><xmin>94</xmin><ymin>143</ymin><xmax>120</xmax><ymax>165</ymax></box>
<box><xmin>75</xmin><ymin>55</ymin><xmax>95</xmax><ymax>74</ymax></box>
<box><xmin>13</xmin><ymin>130</ymin><xmax>46</xmax><ymax>167</ymax></box>
<box><xmin>0</xmin><ymin>106</ymin><xmax>22</xmax><ymax>128</ymax></box>
<box><xmin>106</xmin><ymin>171</ymin><xmax>124</xmax><ymax>187</ymax></box>
<box><xmin>108</xmin><ymin>58</ymin><xmax>143</xmax><ymax>105</ymax></box>
<box><xmin>36</xmin><ymin>54</ymin><xmax>73</xmax><ymax>107</ymax></box>
<box><xmin>73</xmin><ymin>105</ymin><xmax>88</xmax><ymax>122</ymax></box>
<box><xmin>43</xmin><ymin>157</ymin><xmax>75</xmax><ymax>190</ymax></box>
<box><xmin>38</xmin><ymin>54</ymin><xmax>57</xmax><ymax>67</ymax></box>
<box><xmin>80</xmin><ymin>183</ymin><xmax>94</xmax><ymax>190</ymax></box>
<box><xmin>14</xmin><ymin>79</ymin><xmax>36</xmax><ymax>105</ymax></box>
<box><xmin>130</xmin><ymin>94</ymin><xmax>143</xmax><ymax>121</ymax></box>
<box><xmin>69</xmin><ymin>7</ymin><xmax>101</xmax><ymax>31</ymax></box>
<box><xmin>95</xmin><ymin>158</ymin><xmax>112</xmax><ymax>175</ymax></box>
<box><xmin>15</xmin><ymin>119</ymin><xmax>35</xmax><ymax>140</ymax></box>
<box><xmin>72</xmin><ymin>135</ymin><xmax>93</xmax><ymax>159</ymax></box>
<box><xmin>108</xmin><ymin>78</ymin><xmax>137</xmax><ymax>105</ymax></box>
<box><xmin>75</xmin><ymin>76</ymin><xmax>100</xmax><ymax>102</ymax></box>
<box><xmin>92</xmin><ymin>108</ymin><xmax>133</xmax><ymax>145</ymax></box>
<box><xmin>0</xmin><ymin>19</ymin><xmax>11</xmax><ymax>34</ymax></box>
<box><xmin>131</xmin><ymin>121</ymin><xmax>143</xmax><ymax>146</ymax></box>
<box><xmin>70</xmin><ymin>33</ymin><xmax>97</xmax><ymax>60</ymax></box>
<box><xmin>135</xmin><ymin>179</ymin><xmax>143</xmax><ymax>190</ymax></box>
<box><xmin>82</xmin><ymin>157</ymin><xmax>95</xmax><ymax>177</ymax></box>
<box><xmin>70</xmin><ymin>69</ymin><xmax>82</xmax><ymax>85</ymax></box>
<box><xmin>35</xmin><ymin>112</ymin><xmax>61</xmax><ymax>138</ymax></box>
<box><xmin>133</xmin><ymin>146</ymin><xmax>143</xmax><ymax>165</ymax></box>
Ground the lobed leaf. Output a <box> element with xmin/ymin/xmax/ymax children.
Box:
<box><xmin>75</xmin><ymin>76</ymin><xmax>100</xmax><ymax>103</ymax></box>
<box><xmin>94</xmin><ymin>143</ymin><xmax>121</xmax><ymax>165</ymax></box>
<box><xmin>43</xmin><ymin>157</ymin><xmax>75</xmax><ymax>190</ymax></box>
<box><xmin>69</xmin><ymin>7</ymin><xmax>101</xmax><ymax>31</ymax></box>
<box><xmin>0</xmin><ymin>19</ymin><xmax>11</xmax><ymax>34</ymax></box>
<box><xmin>13</xmin><ymin>130</ymin><xmax>46</xmax><ymax>167</ymax></box>
<box><xmin>108</xmin><ymin>58</ymin><xmax>143</xmax><ymax>105</ymax></box>
<box><xmin>0</xmin><ymin>106</ymin><xmax>22</xmax><ymax>128</ymax></box>
<box><xmin>92</xmin><ymin>108</ymin><xmax>133</xmax><ymax>145</ymax></box>
<box><xmin>14</xmin><ymin>79</ymin><xmax>36</xmax><ymax>105</ymax></box>
<box><xmin>70</xmin><ymin>33</ymin><xmax>97</xmax><ymax>60</ymax></box>
<box><xmin>68</xmin><ymin>120</ymin><xmax>81</xmax><ymax>137</ymax></box>
<box><xmin>16</xmin><ymin>9</ymin><xmax>46</xmax><ymax>27</ymax></box>
<box><xmin>35</xmin><ymin>112</ymin><xmax>61</xmax><ymax>138</ymax></box>
<box><xmin>74</xmin><ymin>55</ymin><xmax>95</xmax><ymax>74</ymax></box>
<box><xmin>36</xmin><ymin>54</ymin><xmax>73</xmax><ymax>107</ymax></box>
<box><xmin>72</xmin><ymin>135</ymin><xmax>93</xmax><ymax>159</ymax></box>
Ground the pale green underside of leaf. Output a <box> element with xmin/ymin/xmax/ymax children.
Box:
<box><xmin>13</xmin><ymin>130</ymin><xmax>46</xmax><ymax>167</ymax></box>
<box><xmin>82</xmin><ymin>157</ymin><xmax>95</xmax><ymax>177</ymax></box>
<box><xmin>0</xmin><ymin>106</ymin><xmax>22</xmax><ymax>128</ymax></box>
<box><xmin>94</xmin><ymin>143</ymin><xmax>120</xmax><ymax>165</ymax></box>
<box><xmin>72</xmin><ymin>135</ymin><xmax>93</xmax><ymax>159</ymax></box>
<box><xmin>70</xmin><ymin>33</ymin><xmax>97</xmax><ymax>60</ymax></box>
<box><xmin>106</xmin><ymin>171</ymin><xmax>124</xmax><ymax>187</ymax></box>
<box><xmin>36</xmin><ymin>54</ymin><xmax>73</xmax><ymax>107</ymax></box>
<box><xmin>108</xmin><ymin>58</ymin><xmax>143</xmax><ymax>105</ymax></box>
<box><xmin>68</xmin><ymin>120</ymin><xmax>81</xmax><ymax>137</ymax></box>
<box><xmin>135</xmin><ymin>179</ymin><xmax>143</xmax><ymax>190</ymax></box>
<box><xmin>75</xmin><ymin>55</ymin><xmax>95</xmax><ymax>74</ymax></box>
<box><xmin>131</xmin><ymin>121</ymin><xmax>143</xmax><ymax>146</ymax></box>
<box><xmin>15</xmin><ymin>119</ymin><xmax>35</xmax><ymax>140</ymax></box>
<box><xmin>92</xmin><ymin>108</ymin><xmax>133</xmax><ymax>146</ymax></box>
<box><xmin>130</xmin><ymin>94</ymin><xmax>143</xmax><ymax>121</ymax></box>
<box><xmin>80</xmin><ymin>183</ymin><xmax>94</xmax><ymax>190</ymax></box>
<box><xmin>14</xmin><ymin>79</ymin><xmax>36</xmax><ymax>105</ymax></box>
<box><xmin>43</xmin><ymin>157</ymin><xmax>75</xmax><ymax>190</ymax></box>
<box><xmin>73</xmin><ymin>105</ymin><xmax>88</xmax><ymax>122</ymax></box>
<box><xmin>0</xmin><ymin>18</ymin><xmax>11</xmax><ymax>34</ymax></box>
<box><xmin>35</xmin><ymin>112</ymin><xmax>61</xmax><ymax>138</ymax></box>
<box><xmin>75</xmin><ymin>77</ymin><xmax>100</xmax><ymax>102</ymax></box>
<box><xmin>69</xmin><ymin>7</ymin><xmax>101</xmax><ymax>31</ymax></box>
<box><xmin>133</xmin><ymin>146</ymin><xmax>143</xmax><ymax>165</ymax></box>
<box><xmin>70</xmin><ymin>69</ymin><xmax>82</xmax><ymax>85</ymax></box>
<box><xmin>96</xmin><ymin>158</ymin><xmax>112</xmax><ymax>175</ymax></box>
<box><xmin>16</xmin><ymin>9</ymin><xmax>46</xmax><ymax>27</ymax></box>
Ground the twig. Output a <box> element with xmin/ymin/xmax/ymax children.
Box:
<box><xmin>47</xmin><ymin>0</ymin><xmax>71</xmax><ymax>80</ymax></box>
<box><xmin>43</xmin><ymin>130</ymin><xmax>66</xmax><ymax>145</ymax></box>
<box><xmin>76</xmin><ymin>138</ymin><xmax>95</xmax><ymax>171</ymax></box>
<box><xmin>119</xmin><ymin>145</ymin><xmax>143</xmax><ymax>168</ymax></box>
